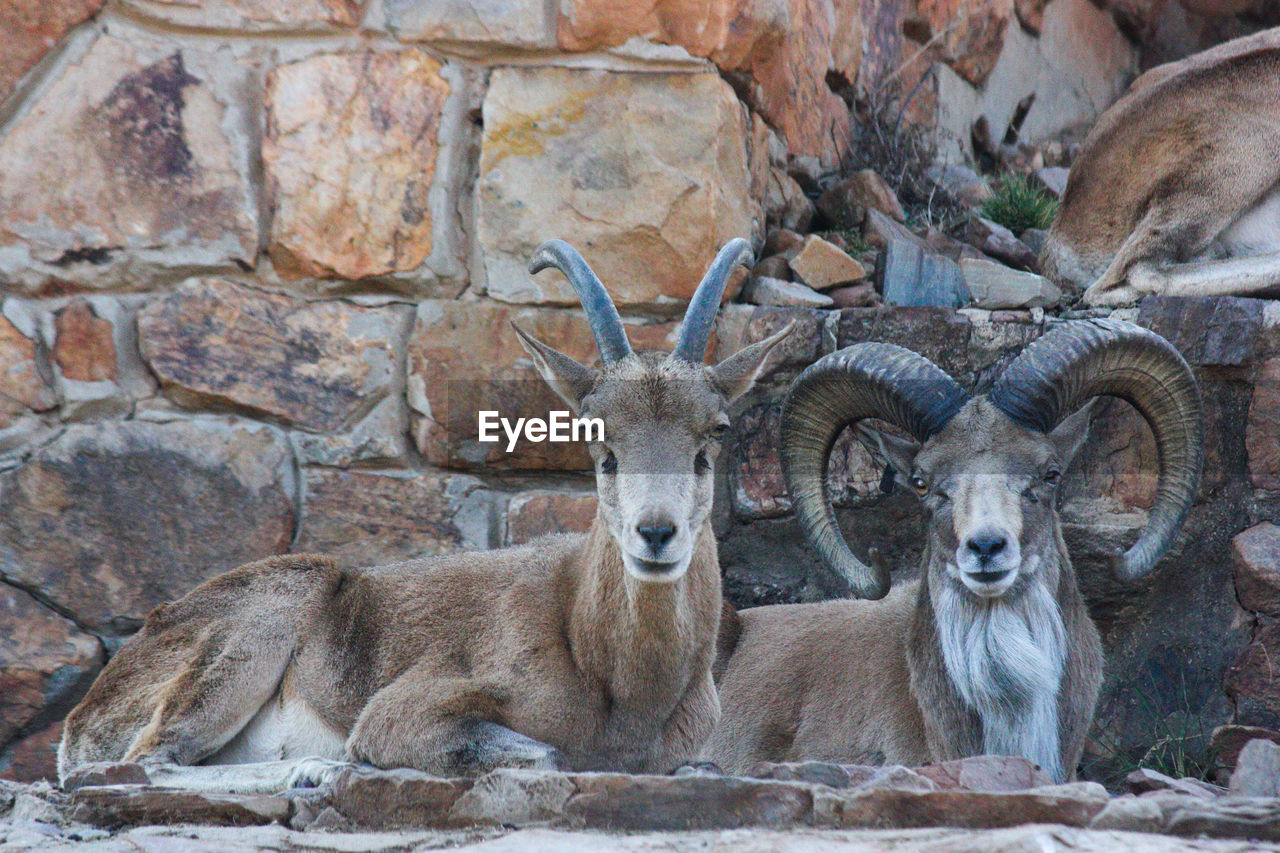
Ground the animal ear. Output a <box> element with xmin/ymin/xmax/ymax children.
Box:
<box><xmin>1049</xmin><ymin>398</ymin><xmax>1099</xmax><ymax>468</ymax></box>
<box><xmin>512</xmin><ymin>323</ymin><xmax>597</xmax><ymax>413</ymax></box>
<box><xmin>854</xmin><ymin>423</ymin><xmax>921</xmax><ymax>488</ymax></box>
<box><xmin>708</xmin><ymin>321</ymin><xmax>797</xmax><ymax>403</ymax></box>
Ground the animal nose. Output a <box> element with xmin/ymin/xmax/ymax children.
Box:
<box><xmin>967</xmin><ymin>533</ymin><xmax>1007</xmax><ymax>560</ymax></box>
<box><xmin>638</xmin><ymin>523</ymin><xmax>676</xmax><ymax>552</ymax></box>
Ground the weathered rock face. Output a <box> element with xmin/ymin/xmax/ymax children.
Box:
<box><xmin>264</xmin><ymin>50</ymin><xmax>451</xmax><ymax>285</ymax></box>
<box><xmin>0</xmin><ymin>585</ymin><xmax>100</xmax><ymax>769</ymax></box>
<box><xmin>0</xmin><ymin>312</ymin><xmax>55</xmax><ymax>427</ymax></box>
<box><xmin>933</xmin><ymin>0</ymin><xmax>1136</xmax><ymax>160</ymax></box>
<box><xmin>52</xmin><ymin>301</ymin><xmax>115</xmax><ymax>384</ymax></box>
<box><xmin>555</xmin><ymin>0</ymin><xmax>851</xmax><ymax>166</ymax></box>
<box><xmin>476</xmin><ymin>67</ymin><xmax>756</xmax><ymax>308</ymax></box>
<box><xmin>382</xmin><ymin>0</ymin><xmax>554</xmax><ymax>46</ymax></box>
<box><xmin>916</xmin><ymin>0</ymin><xmax>1016</xmax><ymax>85</ymax></box>
<box><xmin>505</xmin><ymin>491</ymin><xmax>598</xmax><ymax>546</ymax></box>
<box><xmin>1247</xmin><ymin>359</ymin><xmax>1280</xmax><ymax>490</ymax></box>
<box><xmin>295</xmin><ymin>469</ymin><xmax>494</xmax><ymax>567</ymax></box>
<box><xmin>0</xmin><ymin>0</ymin><xmax>104</xmax><ymax>103</ymax></box>
<box><xmin>138</xmin><ymin>279</ymin><xmax>402</xmax><ymax>433</ymax></box>
<box><xmin>1232</xmin><ymin>523</ymin><xmax>1280</xmax><ymax>615</ymax></box>
<box><xmin>0</xmin><ymin>420</ymin><xmax>294</xmax><ymax>633</ymax></box>
<box><xmin>406</xmin><ymin>300</ymin><xmax>683</xmax><ymax>470</ymax></box>
<box><xmin>0</xmin><ymin>30</ymin><xmax>258</xmax><ymax>294</ymax></box>
<box><xmin>1226</xmin><ymin>617</ymin><xmax>1280</xmax><ymax>730</ymax></box>
<box><xmin>120</xmin><ymin>0</ymin><xmax>363</xmax><ymax>31</ymax></box>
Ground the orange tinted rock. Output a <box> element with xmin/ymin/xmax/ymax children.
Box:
<box><xmin>477</xmin><ymin>67</ymin><xmax>756</xmax><ymax>307</ymax></box>
<box><xmin>0</xmin><ymin>314</ymin><xmax>55</xmax><ymax>426</ymax></box>
<box><xmin>53</xmin><ymin>300</ymin><xmax>116</xmax><ymax>383</ymax></box>
<box><xmin>265</xmin><ymin>50</ymin><xmax>448</xmax><ymax>281</ymax></box>
<box><xmin>0</xmin><ymin>0</ymin><xmax>104</xmax><ymax>103</ymax></box>
<box><xmin>914</xmin><ymin>0</ymin><xmax>1014</xmax><ymax>86</ymax></box>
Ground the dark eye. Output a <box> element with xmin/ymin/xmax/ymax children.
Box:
<box><xmin>695</xmin><ymin>449</ymin><xmax>711</xmax><ymax>474</ymax></box>
<box><xmin>601</xmin><ymin>451</ymin><xmax>617</xmax><ymax>475</ymax></box>
<box><xmin>1044</xmin><ymin>469</ymin><xmax>1061</xmax><ymax>484</ymax></box>
<box><xmin>909</xmin><ymin>475</ymin><xmax>928</xmax><ymax>495</ymax></box>
<box><xmin>711</xmin><ymin>423</ymin><xmax>729</xmax><ymax>441</ymax></box>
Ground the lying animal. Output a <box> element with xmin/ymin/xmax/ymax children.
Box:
<box><xmin>705</xmin><ymin>319</ymin><xmax>1202</xmax><ymax>781</ymax></box>
<box><xmin>59</xmin><ymin>239</ymin><xmax>793</xmax><ymax>792</ymax></box>
<box><xmin>1043</xmin><ymin>28</ymin><xmax>1280</xmax><ymax>305</ymax></box>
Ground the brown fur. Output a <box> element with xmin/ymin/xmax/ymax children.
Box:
<box><xmin>60</xmin><ymin>328</ymin><xmax>793</xmax><ymax>787</ymax></box>
<box><xmin>706</xmin><ymin>399</ymin><xmax>1105</xmax><ymax>779</ymax></box>
<box><xmin>1043</xmin><ymin>28</ymin><xmax>1280</xmax><ymax>305</ymax></box>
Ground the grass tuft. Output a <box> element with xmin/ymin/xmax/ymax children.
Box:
<box><xmin>980</xmin><ymin>173</ymin><xmax>1060</xmax><ymax>233</ymax></box>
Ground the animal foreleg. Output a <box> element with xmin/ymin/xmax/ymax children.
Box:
<box><xmin>346</xmin><ymin>674</ymin><xmax>567</xmax><ymax>776</ymax></box>
<box><xmin>1127</xmin><ymin>252</ymin><xmax>1280</xmax><ymax>298</ymax></box>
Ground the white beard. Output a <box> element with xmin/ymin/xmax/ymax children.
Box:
<box><xmin>934</xmin><ymin>572</ymin><xmax>1068</xmax><ymax>781</ymax></box>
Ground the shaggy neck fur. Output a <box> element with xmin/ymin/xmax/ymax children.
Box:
<box><xmin>930</xmin><ymin>553</ymin><xmax>1069</xmax><ymax>781</ymax></box>
<box><xmin>569</xmin><ymin>520</ymin><xmax>719</xmax><ymax>717</ymax></box>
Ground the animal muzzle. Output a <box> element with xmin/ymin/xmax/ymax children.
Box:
<box><xmin>955</xmin><ymin>525</ymin><xmax>1022</xmax><ymax>596</ymax></box>
<box><xmin>624</xmin><ymin>514</ymin><xmax>690</xmax><ymax>582</ymax></box>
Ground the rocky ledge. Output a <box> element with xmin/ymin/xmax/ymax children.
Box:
<box><xmin>5</xmin><ymin>748</ymin><xmax>1280</xmax><ymax>851</ymax></box>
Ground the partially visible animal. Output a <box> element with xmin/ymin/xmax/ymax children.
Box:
<box><xmin>1042</xmin><ymin>27</ymin><xmax>1280</xmax><ymax>305</ymax></box>
<box><xmin>705</xmin><ymin>319</ymin><xmax>1203</xmax><ymax>781</ymax></box>
<box><xmin>59</xmin><ymin>239</ymin><xmax>794</xmax><ymax>793</ymax></box>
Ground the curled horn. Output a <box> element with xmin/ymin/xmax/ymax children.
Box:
<box><xmin>781</xmin><ymin>343</ymin><xmax>969</xmax><ymax>599</ymax></box>
<box><xmin>989</xmin><ymin>317</ymin><xmax>1203</xmax><ymax>581</ymax></box>
<box><xmin>529</xmin><ymin>240</ymin><xmax>632</xmax><ymax>363</ymax></box>
<box><xmin>673</xmin><ymin>238</ymin><xmax>754</xmax><ymax>363</ymax></box>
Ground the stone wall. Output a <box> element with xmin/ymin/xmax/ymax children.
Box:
<box><xmin>0</xmin><ymin>0</ymin><xmax>1275</xmax><ymax>785</ymax></box>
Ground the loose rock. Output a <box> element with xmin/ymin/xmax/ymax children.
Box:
<box><xmin>1232</xmin><ymin>523</ymin><xmax>1280</xmax><ymax>614</ymax></box>
<box><xmin>965</xmin><ymin>218</ymin><xmax>1039</xmax><ymax>270</ymax></box>
<box><xmin>817</xmin><ymin>169</ymin><xmax>906</xmax><ymax>226</ymax></box>
<box><xmin>1228</xmin><ymin>739</ymin><xmax>1280</xmax><ymax>797</ymax></box>
<box><xmin>789</xmin><ymin>236</ymin><xmax>866</xmax><ymax>291</ymax></box>
<box><xmin>745</xmin><ymin>277</ymin><xmax>834</xmax><ymax>308</ymax></box>
<box><xmin>961</xmin><ymin>257</ymin><xmax>1062</xmax><ymax>309</ymax></box>
<box><xmin>1033</xmin><ymin>166</ymin><xmax>1071</xmax><ymax>199</ymax></box>
<box><xmin>880</xmin><ymin>238</ymin><xmax>970</xmax><ymax>308</ymax></box>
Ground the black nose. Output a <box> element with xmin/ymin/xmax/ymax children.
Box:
<box><xmin>638</xmin><ymin>523</ymin><xmax>676</xmax><ymax>552</ymax></box>
<box><xmin>967</xmin><ymin>533</ymin><xmax>1007</xmax><ymax>560</ymax></box>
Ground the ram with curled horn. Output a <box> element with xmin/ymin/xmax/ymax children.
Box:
<box><xmin>59</xmin><ymin>239</ymin><xmax>796</xmax><ymax>792</ymax></box>
<box><xmin>704</xmin><ymin>319</ymin><xmax>1203</xmax><ymax>781</ymax></box>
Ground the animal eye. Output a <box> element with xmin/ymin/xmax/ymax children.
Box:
<box><xmin>601</xmin><ymin>451</ymin><xmax>617</xmax><ymax>475</ymax></box>
<box><xmin>1044</xmin><ymin>469</ymin><xmax>1061</xmax><ymax>484</ymax></box>
<box><xmin>909</xmin><ymin>475</ymin><xmax>928</xmax><ymax>495</ymax></box>
<box><xmin>711</xmin><ymin>423</ymin><xmax>729</xmax><ymax>440</ymax></box>
<box><xmin>695</xmin><ymin>449</ymin><xmax>711</xmax><ymax>474</ymax></box>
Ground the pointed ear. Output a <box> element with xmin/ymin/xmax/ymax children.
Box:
<box><xmin>512</xmin><ymin>322</ymin><xmax>597</xmax><ymax>413</ymax></box>
<box><xmin>855</xmin><ymin>423</ymin><xmax>921</xmax><ymax>488</ymax></box>
<box><xmin>1049</xmin><ymin>398</ymin><xmax>1099</xmax><ymax>468</ymax></box>
<box><xmin>708</xmin><ymin>321</ymin><xmax>797</xmax><ymax>403</ymax></box>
